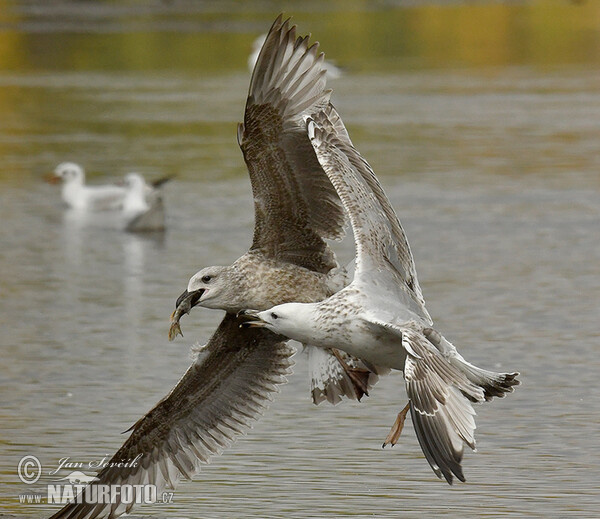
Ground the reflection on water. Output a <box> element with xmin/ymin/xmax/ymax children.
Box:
<box><xmin>1</xmin><ymin>1</ymin><xmax>599</xmax><ymax>518</ymax></box>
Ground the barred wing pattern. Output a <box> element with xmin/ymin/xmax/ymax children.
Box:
<box><xmin>239</xmin><ymin>15</ymin><xmax>346</xmax><ymax>274</ymax></box>
<box><xmin>48</xmin><ymin>315</ymin><xmax>294</xmax><ymax>519</ymax></box>
<box><xmin>307</xmin><ymin>114</ymin><xmax>431</xmax><ymax>321</ymax></box>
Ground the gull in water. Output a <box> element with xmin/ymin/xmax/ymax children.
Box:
<box><xmin>48</xmin><ymin>16</ymin><xmax>380</xmax><ymax>519</ymax></box>
<box><xmin>122</xmin><ymin>172</ymin><xmax>171</xmax><ymax>232</ymax></box>
<box><xmin>51</xmin><ymin>162</ymin><xmax>127</xmax><ymax>211</ymax></box>
<box><xmin>241</xmin><ymin>113</ymin><xmax>520</xmax><ymax>484</ymax></box>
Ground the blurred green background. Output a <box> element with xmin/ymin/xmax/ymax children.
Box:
<box><xmin>0</xmin><ymin>0</ymin><xmax>598</xmax><ymax>184</ymax></box>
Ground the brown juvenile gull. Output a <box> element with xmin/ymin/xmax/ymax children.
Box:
<box><xmin>169</xmin><ymin>15</ymin><xmax>386</xmax><ymax>405</ymax></box>
<box><xmin>241</xmin><ymin>114</ymin><xmax>520</xmax><ymax>485</ymax></box>
<box><xmin>48</xmin><ymin>16</ymin><xmax>381</xmax><ymax>519</ymax></box>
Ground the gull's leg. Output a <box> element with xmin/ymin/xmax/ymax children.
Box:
<box><xmin>331</xmin><ymin>349</ymin><xmax>371</xmax><ymax>401</ymax></box>
<box><xmin>382</xmin><ymin>401</ymin><xmax>411</xmax><ymax>448</ymax></box>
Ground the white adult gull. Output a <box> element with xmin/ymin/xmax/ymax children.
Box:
<box><xmin>241</xmin><ymin>113</ymin><xmax>520</xmax><ymax>484</ymax></box>
<box><xmin>48</xmin><ymin>15</ymin><xmax>380</xmax><ymax>519</ymax></box>
<box><xmin>51</xmin><ymin>162</ymin><xmax>127</xmax><ymax>211</ymax></box>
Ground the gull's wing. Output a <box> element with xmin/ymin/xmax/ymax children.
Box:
<box><xmin>48</xmin><ymin>314</ymin><xmax>293</xmax><ymax>519</ymax></box>
<box><xmin>307</xmin><ymin>113</ymin><xmax>432</xmax><ymax>323</ymax></box>
<box><xmin>125</xmin><ymin>196</ymin><xmax>165</xmax><ymax>232</ymax></box>
<box><xmin>84</xmin><ymin>185</ymin><xmax>126</xmax><ymax>211</ymax></box>
<box><xmin>240</xmin><ymin>17</ymin><xmax>384</xmax><ymax>404</ymax></box>
<box><xmin>150</xmin><ymin>175</ymin><xmax>174</xmax><ymax>189</ymax></box>
<box><xmin>402</xmin><ymin>327</ymin><xmax>483</xmax><ymax>484</ymax></box>
<box><xmin>238</xmin><ymin>15</ymin><xmax>346</xmax><ymax>274</ymax></box>
<box><xmin>364</xmin><ymin>315</ymin><xmax>484</xmax><ymax>484</ymax></box>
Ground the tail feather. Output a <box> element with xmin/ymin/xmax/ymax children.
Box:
<box><xmin>455</xmin><ymin>361</ymin><xmax>520</xmax><ymax>401</ymax></box>
<box><xmin>423</xmin><ymin>327</ymin><xmax>520</xmax><ymax>402</ymax></box>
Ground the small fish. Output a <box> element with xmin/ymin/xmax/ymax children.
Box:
<box><xmin>168</xmin><ymin>289</ymin><xmax>203</xmax><ymax>341</ymax></box>
<box><xmin>168</xmin><ymin>313</ymin><xmax>184</xmax><ymax>341</ymax></box>
<box><xmin>168</xmin><ymin>308</ymin><xmax>187</xmax><ymax>341</ymax></box>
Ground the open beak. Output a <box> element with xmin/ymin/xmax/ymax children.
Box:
<box><xmin>237</xmin><ymin>309</ymin><xmax>267</xmax><ymax>328</ymax></box>
<box><xmin>168</xmin><ymin>289</ymin><xmax>205</xmax><ymax>341</ymax></box>
<box><xmin>175</xmin><ymin>289</ymin><xmax>204</xmax><ymax>311</ymax></box>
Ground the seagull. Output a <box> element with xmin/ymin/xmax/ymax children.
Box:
<box><xmin>48</xmin><ymin>15</ymin><xmax>380</xmax><ymax>519</ymax></box>
<box><xmin>240</xmin><ymin>112</ymin><xmax>520</xmax><ymax>484</ymax></box>
<box><xmin>122</xmin><ymin>172</ymin><xmax>171</xmax><ymax>232</ymax></box>
<box><xmin>51</xmin><ymin>162</ymin><xmax>127</xmax><ymax>211</ymax></box>
<box><xmin>169</xmin><ymin>16</ymin><xmax>384</xmax><ymax>405</ymax></box>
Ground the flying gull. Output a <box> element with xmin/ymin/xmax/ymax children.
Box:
<box><xmin>50</xmin><ymin>162</ymin><xmax>127</xmax><ymax>211</ymax></box>
<box><xmin>241</xmin><ymin>112</ymin><xmax>520</xmax><ymax>484</ymax></box>
<box><xmin>48</xmin><ymin>15</ymin><xmax>380</xmax><ymax>519</ymax></box>
<box><xmin>169</xmin><ymin>16</ymin><xmax>384</xmax><ymax>404</ymax></box>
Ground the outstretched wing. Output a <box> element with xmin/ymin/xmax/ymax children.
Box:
<box><xmin>364</xmin><ymin>315</ymin><xmax>484</xmax><ymax>484</ymax></box>
<box><xmin>48</xmin><ymin>314</ymin><xmax>294</xmax><ymax>519</ymax></box>
<box><xmin>239</xmin><ymin>15</ymin><xmax>346</xmax><ymax>274</ymax></box>
<box><xmin>402</xmin><ymin>327</ymin><xmax>483</xmax><ymax>484</ymax></box>
<box><xmin>307</xmin><ymin>112</ymin><xmax>432</xmax><ymax>322</ymax></box>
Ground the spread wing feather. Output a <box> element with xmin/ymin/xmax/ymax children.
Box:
<box><xmin>239</xmin><ymin>15</ymin><xmax>346</xmax><ymax>274</ymax></box>
<box><xmin>307</xmin><ymin>345</ymin><xmax>389</xmax><ymax>405</ymax></box>
<box><xmin>403</xmin><ymin>327</ymin><xmax>482</xmax><ymax>484</ymax></box>
<box><xmin>364</xmin><ymin>315</ymin><xmax>484</xmax><ymax>485</ymax></box>
<box><xmin>48</xmin><ymin>315</ymin><xmax>294</xmax><ymax>519</ymax></box>
<box><xmin>307</xmin><ymin>114</ymin><xmax>431</xmax><ymax>322</ymax></box>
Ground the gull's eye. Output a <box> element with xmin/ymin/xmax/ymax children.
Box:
<box><xmin>271</xmin><ymin>312</ymin><xmax>278</xmax><ymax>320</ymax></box>
<box><xmin>201</xmin><ymin>275</ymin><xmax>212</xmax><ymax>283</ymax></box>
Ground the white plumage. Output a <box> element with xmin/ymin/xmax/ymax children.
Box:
<box><xmin>53</xmin><ymin>162</ymin><xmax>126</xmax><ymax>211</ymax></box>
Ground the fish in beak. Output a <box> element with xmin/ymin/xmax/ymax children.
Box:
<box><xmin>168</xmin><ymin>289</ymin><xmax>205</xmax><ymax>341</ymax></box>
<box><xmin>237</xmin><ymin>309</ymin><xmax>267</xmax><ymax>328</ymax></box>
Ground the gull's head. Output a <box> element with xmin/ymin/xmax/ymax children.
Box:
<box><xmin>123</xmin><ymin>173</ymin><xmax>146</xmax><ymax>193</ymax></box>
<box><xmin>239</xmin><ymin>303</ymin><xmax>317</xmax><ymax>344</ymax></box>
<box><xmin>53</xmin><ymin>162</ymin><xmax>85</xmax><ymax>184</ymax></box>
<box><xmin>175</xmin><ymin>266</ymin><xmax>236</xmax><ymax>312</ymax></box>
<box><xmin>168</xmin><ymin>265</ymin><xmax>246</xmax><ymax>341</ymax></box>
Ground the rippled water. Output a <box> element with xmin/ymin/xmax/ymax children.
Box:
<box><xmin>1</xmin><ymin>2</ymin><xmax>599</xmax><ymax>518</ymax></box>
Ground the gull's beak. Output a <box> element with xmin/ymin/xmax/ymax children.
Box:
<box><xmin>175</xmin><ymin>289</ymin><xmax>204</xmax><ymax>312</ymax></box>
<box><xmin>237</xmin><ymin>309</ymin><xmax>266</xmax><ymax>328</ymax></box>
<box><xmin>168</xmin><ymin>289</ymin><xmax>205</xmax><ymax>341</ymax></box>
<box><xmin>44</xmin><ymin>173</ymin><xmax>61</xmax><ymax>184</ymax></box>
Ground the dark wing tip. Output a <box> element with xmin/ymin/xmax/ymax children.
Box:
<box><xmin>151</xmin><ymin>175</ymin><xmax>175</xmax><ymax>188</ymax></box>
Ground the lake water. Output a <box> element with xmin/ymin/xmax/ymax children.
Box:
<box><xmin>1</xmin><ymin>1</ymin><xmax>599</xmax><ymax>518</ymax></box>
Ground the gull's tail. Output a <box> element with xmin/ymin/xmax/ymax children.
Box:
<box><xmin>423</xmin><ymin>327</ymin><xmax>520</xmax><ymax>402</ymax></box>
